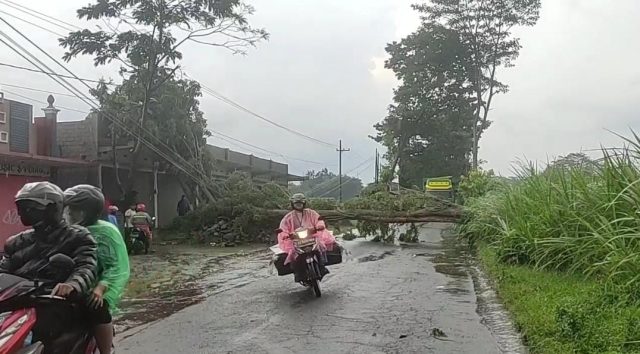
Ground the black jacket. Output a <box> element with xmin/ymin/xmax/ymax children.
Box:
<box><xmin>0</xmin><ymin>221</ymin><xmax>97</xmax><ymax>294</ymax></box>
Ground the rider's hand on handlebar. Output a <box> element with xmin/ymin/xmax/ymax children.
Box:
<box><xmin>51</xmin><ymin>283</ymin><xmax>74</xmax><ymax>298</ymax></box>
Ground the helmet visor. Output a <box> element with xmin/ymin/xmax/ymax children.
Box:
<box><xmin>63</xmin><ymin>206</ymin><xmax>85</xmax><ymax>225</ymax></box>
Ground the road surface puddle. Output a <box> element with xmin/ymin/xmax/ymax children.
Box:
<box><xmin>424</xmin><ymin>224</ymin><xmax>527</xmax><ymax>354</ymax></box>
<box><xmin>115</xmin><ymin>245</ymin><xmax>270</xmax><ymax>332</ymax></box>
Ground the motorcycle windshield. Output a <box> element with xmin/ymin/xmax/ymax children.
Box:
<box><xmin>0</xmin><ymin>274</ymin><xmax>29</xmax><ymax>293</ymax></box>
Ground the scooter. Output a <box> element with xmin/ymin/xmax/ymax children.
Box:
<box><xmin>0</xmin><ymin>254</ymin><xmax>101</xmax><ymax>354</ymax></box>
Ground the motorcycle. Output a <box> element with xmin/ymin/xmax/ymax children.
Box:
<box><xmin>0</xmin><ymin>253</ymin><xmax>103</xmax><ymax>354</ymax></box>
<box><xmin>273</xmin><ymin>228</ymin><xmax>325</xmax><ymax>298</ymax></box>
<box><xmin>128</xmin><ymin>227</ymin><xmax>150</xmax><ymax>255</ymax></box>
<box><xmin>128</xmin><ymin>217</ymin><xmax>155</xmax><ymax>255</ymax></box>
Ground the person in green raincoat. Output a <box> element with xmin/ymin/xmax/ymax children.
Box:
<box><xmin>63</xmin><ymin>184</ymin><xmax>130</xmax><ymax>354</ymax></box>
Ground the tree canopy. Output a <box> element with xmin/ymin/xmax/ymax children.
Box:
<box><xmin>415</xmin><ymin>0</ymin><xmax>541</xmax><ymax>169</ymax></box>
<box><xmin>60</xmin><ymin>0</ymin><xmax>267</xmax><ymax>200</ymax></box>
<box><xmin>374</xmin><ymin>24</ymin><xmax>475</xmax><ymax>187</ymax></box>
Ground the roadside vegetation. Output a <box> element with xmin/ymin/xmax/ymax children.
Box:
<box><xmin>459</xmin><ymin>135</ymin><xmax>640</xmax><ymax>353</ymax></box>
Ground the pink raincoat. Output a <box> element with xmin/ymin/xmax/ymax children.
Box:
<box><xmin>278</xmin><ymin>209</ymin><xmax>336</xmax><ymax>265</ymax></box>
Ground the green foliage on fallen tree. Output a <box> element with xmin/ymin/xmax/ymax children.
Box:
<box><xmin>345</xmin><ymin>185</ymin><xmax>455</xmax><ymax>243</ymax></box>
<box><xmin>169</xmin><ymin>172</ymin><xmax>289</xmax><ymax>244</ymax></box>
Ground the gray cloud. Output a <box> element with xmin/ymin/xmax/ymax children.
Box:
<box><xmin>1</xmin><ymin>0</ymin><xmax>638</xmax><ymax>181</ymax></box>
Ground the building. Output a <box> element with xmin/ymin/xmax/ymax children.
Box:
<box><xmin>0</xmin><ymin>93</ymin><xmax>92</xmax><ymax>247</ymax></box>
<box><xmin>56</xmin><ymin>108</ymin><xmax>302</xmax><ymax>227</ymax></box>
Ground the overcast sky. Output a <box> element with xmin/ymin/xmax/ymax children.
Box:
<box><xmin>0</xmin><ymin>0</ymin><xmax>639</xmax><ymax>181</ymax></box>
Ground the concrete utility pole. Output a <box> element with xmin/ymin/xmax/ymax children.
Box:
<box><xmin>375</xmin><ymin>149</ymin><xmax>380</xmax><ymax>184</ymax></box>
<box><xmin>337</xmin><ymin>140</ymin><xmax>350</xmax><ymax>203</ymax></box>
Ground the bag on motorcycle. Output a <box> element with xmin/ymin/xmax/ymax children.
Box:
<box><xmin>273</xmin><ymin>253</ymin><xmax>294</xmax><ymax>276</ymax></box>
<box><xmin>325</xmin><ymin>244</ymin><xmax>343</xmax><ymax>266</ymax></box>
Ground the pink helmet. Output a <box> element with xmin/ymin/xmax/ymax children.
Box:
<box><xmin>136</xmin><ymin>203</ymin><xmax>146</xmax><ymax>212</ymax></box>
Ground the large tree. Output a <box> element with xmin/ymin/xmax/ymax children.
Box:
<box><xmin>60</xmin><ymin>0</ymin><xmax>267</xmax><ymax>199</ymax></box>
<box><xmin>415</xmin><ymin>0</ymin><xmax>541</xmax><ymax>169</ymax></box>
<box><xmin>374</xmin><ymin>24</ymin><xmax>475</xmax><ymax>187</ymax></box>
<box><xmin>92</xmin><ymin>75</ymin><xmax>218</xmax><ymax>203</ymax></box>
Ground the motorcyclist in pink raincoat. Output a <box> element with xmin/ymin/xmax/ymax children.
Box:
<box><xmin>277</xmin><ymin>193</ymin><xmax>336</xmax><ymax>283</ymax></box>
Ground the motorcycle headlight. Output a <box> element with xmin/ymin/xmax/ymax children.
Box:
<box><xmin>296</xmin><ymin>230</ymin><xmax>309</xmax><ymax>239</ymax></box>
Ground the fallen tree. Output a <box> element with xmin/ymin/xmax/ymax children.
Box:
<box><xmin>167</xmin><ymin>172</ymin><xmax>462</xmax><ymax>244</ymax></box>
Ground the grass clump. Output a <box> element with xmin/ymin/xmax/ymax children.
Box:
<box><xmin>461</xmin><ymin>135</ymin><xmax>640</xmax><ymax>298</ymax></box>
<box><xmin>460</xmin><ymin>133</ymin><xmax>640</xmax><ymax>352</ymax></box>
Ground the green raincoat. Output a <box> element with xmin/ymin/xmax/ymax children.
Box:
<box><xmin>87</xmin><ymin>220</ymin><xmax>130</xmax><ymax>314</ymax></box>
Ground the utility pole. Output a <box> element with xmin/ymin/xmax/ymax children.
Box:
<box><xmin>337</xmin><ymin>140</ymin><xmax>350</xmax><ymax>203</ymax></box>
<box><xmin>375</xmin><ymin>149</ymin><xmax>380</xmax><ymax>184</ymax></box>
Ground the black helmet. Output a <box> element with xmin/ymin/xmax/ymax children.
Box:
<box><xmin>15</xmin><ymin>182</ymin><xmax>64</xmax><ymax>210</ymax></box>
<box><xmin>63</xmin><ymin>184</ymin><xmax>105</xmax><ymax>226</ymax></box>
<box><xmin>15</xmin><ymin>182</ymin><xmax>65</xmax><ymax>227</ymax></box>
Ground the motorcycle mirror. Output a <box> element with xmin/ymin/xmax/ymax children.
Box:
<box><xmin>48</xmin><ymin>254</ymin><xmax>75</xmax><ymax>271</ymax></box>
<box><xmin>35</xmin><ymin>254</ymin><xmax>75</xmax><ymax>281</ymax></box>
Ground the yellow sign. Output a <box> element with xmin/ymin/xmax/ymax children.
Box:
<box><xmin>425</xmin><ymin>178</ymin><xmax>452</xmax><ymax>191</ymax></box>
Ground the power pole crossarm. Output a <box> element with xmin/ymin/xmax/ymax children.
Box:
<box><xmin>337</xmin><ymin>139</ymin><xmax>350</xmax><ymax>203</ymax></box>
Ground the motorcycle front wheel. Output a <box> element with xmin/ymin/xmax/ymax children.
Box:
<box><xmin>307</xmin><ymin>261</ymin><xmax>322</xmax><ymax>298</ymax></box>
<box><xmin>311</xmin><ymin>279</ymin><xmax>321</xmax><ymax>297</ymax></box>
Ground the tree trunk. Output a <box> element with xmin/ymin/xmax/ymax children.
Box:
<box><xmin>263</xmin><ymin>208</ymin><xmax>462</xmax><ymax>224</ymax></box>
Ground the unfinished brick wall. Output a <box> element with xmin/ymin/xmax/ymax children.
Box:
<box><xmin>57</xmin><ymin>115</ymin><xmax>98</xmax><ymax>160</ymax></box>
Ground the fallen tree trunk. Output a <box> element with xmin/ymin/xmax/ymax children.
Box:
<box><xmin>261</xmin><ymin>208</ymin><xmax>462</xmax><ymax>223</ymax></box>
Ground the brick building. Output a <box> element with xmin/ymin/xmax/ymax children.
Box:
<box><xmin>0</xmin><ymin>93</ymin><xmax>91</xmax><ymax>247</ymax></box>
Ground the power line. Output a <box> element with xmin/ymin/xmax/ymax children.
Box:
<box><xmin>2</xmin><ymin>2</ymin><xmax>338</xmax><ymax>152</ymax></box>
<box><xmin>0</xmin><ymin>62</ymin><xmax>107</xmax><ymax>84</ymax></box>
<box><xmin>308</xmin><ymin>157</ymin><xmax>375</xmax><ymax>197</ymax></box>
<box><xmin>211</xmin><ymin>130</ymin><xmax>327</xmax><ymax>166</ymax></box>
<box><xmin>0</xmin><ymin>0</ymin><xmax>79</xmax><ymax>31</ymax></box>
<box><xmin>2</xmin><ymin>89</ymin><xmax>89</xmax><ymax>114</ymax></box>
<box><xmin>0</xmin><ymin>21</ymin><xmax>318</xmax><ymax>186</ymax></box>
<box><xmin>184</xmin><ymin>73</ymin><xmax>336</xmax><ymax>149</ymax></box>
<box><xmin>0</xmin><ymin>9</ymin><xmax>65</xmax><ymax>37</ymax></box>
<box><xmin>0</xmin><ymin>18</ymin><xmax>211</xmax><ymax>188</ymax></box>
<box><xmin>0</xmin><ymin>82</ymin><xmax>96</xmax><ymax>100</ymax></box>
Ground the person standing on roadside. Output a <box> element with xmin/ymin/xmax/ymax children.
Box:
<box><xmin>177</xmin><ymin>195</ymin><xmax>191</xmax><ymax>217</ymax></box>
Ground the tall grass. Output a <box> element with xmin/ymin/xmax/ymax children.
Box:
<box><xmin>461</xmin><ymin>135</ymin><xmax>640</xmax><ymax>300</ymax></box>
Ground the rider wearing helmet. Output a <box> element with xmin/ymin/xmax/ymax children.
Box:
<box><xmin>63</xmin><ymin>184</ymin><xmax>130</xmax><ymax>354</ymax></box>
<box><xmin>130</xmin><ymin>203</ymin><xmax>153</xmax><ymax>251</ymax></box>
<box><xmin>277</xmin><ymin>193</ymin><xmax>335</xmax><ymax>283</ymax></box>
<box><xmin>0</xmin><ymin>182</ymin><xmax>97</xmax><ymax>298</ymax></box>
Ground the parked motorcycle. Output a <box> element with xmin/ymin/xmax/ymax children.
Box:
<box><xmin>0</xmin><ymin>254</ymin><xmax>103</xmax><ymax>354</ymax></box>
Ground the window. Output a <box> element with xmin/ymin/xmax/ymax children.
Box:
<box><xmin>0</xmin><ymin>131</ymin><xmax>7</xmax><ymax>143</ymax></box>
<box><xmin>0</xmin><ymin>112</ymin><xmax>5</xmax><ymax>124</ymax></box>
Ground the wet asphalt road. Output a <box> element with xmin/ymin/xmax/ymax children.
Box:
<box><xmin>118</xmin><ymin>223</ymin><xmax>513</xmax><ymax>353</ymax></box>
